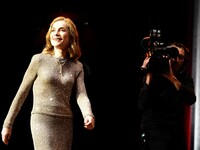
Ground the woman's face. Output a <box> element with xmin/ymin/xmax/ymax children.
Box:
<box><xmin>50</xmin><ymin>20</ymin><xmax>70</xmax><ymax>49</ymax></box>
<box><xmin>172</xmin><ymin>46</ymin><xmax>185</xmax><ymax>72</ymax></box>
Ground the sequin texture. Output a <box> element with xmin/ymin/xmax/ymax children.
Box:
<box><xmin>3</xmin><ymin>53</ymin><xmax>94</xmax><ymax>150</ymax></box>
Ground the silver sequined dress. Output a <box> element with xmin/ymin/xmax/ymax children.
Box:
<box><xmin>2</xmin><ymin>53</ymin><xmax>94</xmax><ymax>150</ymax></box>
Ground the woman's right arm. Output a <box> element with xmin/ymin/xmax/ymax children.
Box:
<box><xmin>1</xmin><ymin>54</ymin><xmax>40</xmax><ymax>144</ymax></box>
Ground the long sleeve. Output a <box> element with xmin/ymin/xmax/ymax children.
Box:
<box><xmin>75</xmin><ymin>64</ymin><xmax>94</xmax><ymax>118</ymax></box>
<box><xmin>138</xmin><ymin>83</ymin><xmax>150</xmax><ymax>111</ymax></box>
<box><xmin>178</xmin><ymin>76</ymin><xmax>196</xmax><ymax>105</ymax></box>
<box><xmin>3</xmin><ymin>55</ymin><xmax>38</xmax><ymax>128</ymax></box>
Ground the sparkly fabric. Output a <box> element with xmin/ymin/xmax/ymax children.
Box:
<box><xmin>31</xmin><ymin>114</ymin><xmax>73</xmax><ymax>150</ymax></box>
<box><xmin>3</xmin><ymin>53</ymin><xmax>94</xmax><ymax>150</ymax></box>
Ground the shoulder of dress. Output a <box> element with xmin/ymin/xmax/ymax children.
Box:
<box><xmin>30</xmin><ymin>53</ymin><xmax>50</xmax><ymax>64</ymax></box>
<box><xmin>70</xmin><ymin>59</ymin><xmax>82</xmax><ymax>66</ymax></box>
<box><xmin>69</xmin><ymin>60</ymin><xmax>83</xmax><ymax>72</ymax></box>
<box><xmin>32</xmin><ymin>53</ymin><xmax>51</xmax><ymax>59</ymax></box>
<box><xmin>32</xmin><ymin>53</ymin><xmax>42</xmax><ymax>58</ymax></box>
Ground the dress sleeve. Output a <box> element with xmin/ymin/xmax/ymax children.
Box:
<box><xmin>3</xmin><ymin>54</ymin><xmax>39</xmax><ymax>128</ymax></box>
<box><xmin>75</xmin><ymin>63</ymin><xmax>94</xmax><ymax>119</ymax></box>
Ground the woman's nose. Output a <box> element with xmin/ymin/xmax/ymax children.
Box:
<box><xmin>55</xmin><ymin>31</ymin><xmax>60</xmax><ymax>35</ymax></box>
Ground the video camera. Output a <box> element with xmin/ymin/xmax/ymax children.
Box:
<box><xmin>141</xmin><ymin>29</ymin><xmax>178</xmax><ymax>74</ymax></box>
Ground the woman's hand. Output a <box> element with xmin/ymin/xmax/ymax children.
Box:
<box><xmin>84</xmin><ymin>116</ymin><xmax>95</xmax><ymax>130</ymax></box>
<box><xmin>141</xmin><ymin>55</ymin><xmax>150</xmax><ymax>69</ymax></box>
<box><xmin>1</xmin><ymin>127</ymin><xmax>12</xmax><ymax>145</ymax></box>
<box><xmin>162</xmin><ymin>59</ymin><xmax>181</xmax><ymax>90</ymax></box>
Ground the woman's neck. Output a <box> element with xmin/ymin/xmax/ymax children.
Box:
<box><xmin>53</xmin><ymin>48</ymin><xmax>67</xmax><ymax>58</ymax></box>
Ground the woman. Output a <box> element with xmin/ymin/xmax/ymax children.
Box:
<box><xmin>1</xmin><ymin>16</ymin><xmax>95</xmax><ymax>150</ymax></box>
<box><xmin>138</xmin><ymin>42</ymin><xmax>196</xmax><ymax>150</ymax></box>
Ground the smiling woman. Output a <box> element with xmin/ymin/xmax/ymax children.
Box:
<box><xmin>1</xmin><ymin>16</ymin><xmax>95</xmax><ymax>150</ymax></box>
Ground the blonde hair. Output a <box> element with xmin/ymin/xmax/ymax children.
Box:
<box><xmin>42</xmin><ymin>16</ymin><xmax>81</xmax><ymax>60</ymax></box>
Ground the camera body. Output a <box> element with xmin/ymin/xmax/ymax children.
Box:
<box><xmin>143</xmin><ymin>29</ymin><xmax>178</xmax><ymax>74</ymax></box>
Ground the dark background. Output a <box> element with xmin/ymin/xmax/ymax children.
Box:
<box><xmin>0</xmin><ymin>0</ymin><xmax>194</xmax><ymax>149</ymax></box>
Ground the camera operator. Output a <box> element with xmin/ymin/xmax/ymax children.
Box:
<box><xmin>138</xmin><ymin>42</ymin><xmax>196</xmax><ymax>150</ymax></box>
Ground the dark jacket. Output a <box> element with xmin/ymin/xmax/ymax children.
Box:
<box><xmin>138</xmin><ymin>69</ymin><xmax>196</xmax><ymax>131</ymax></box>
